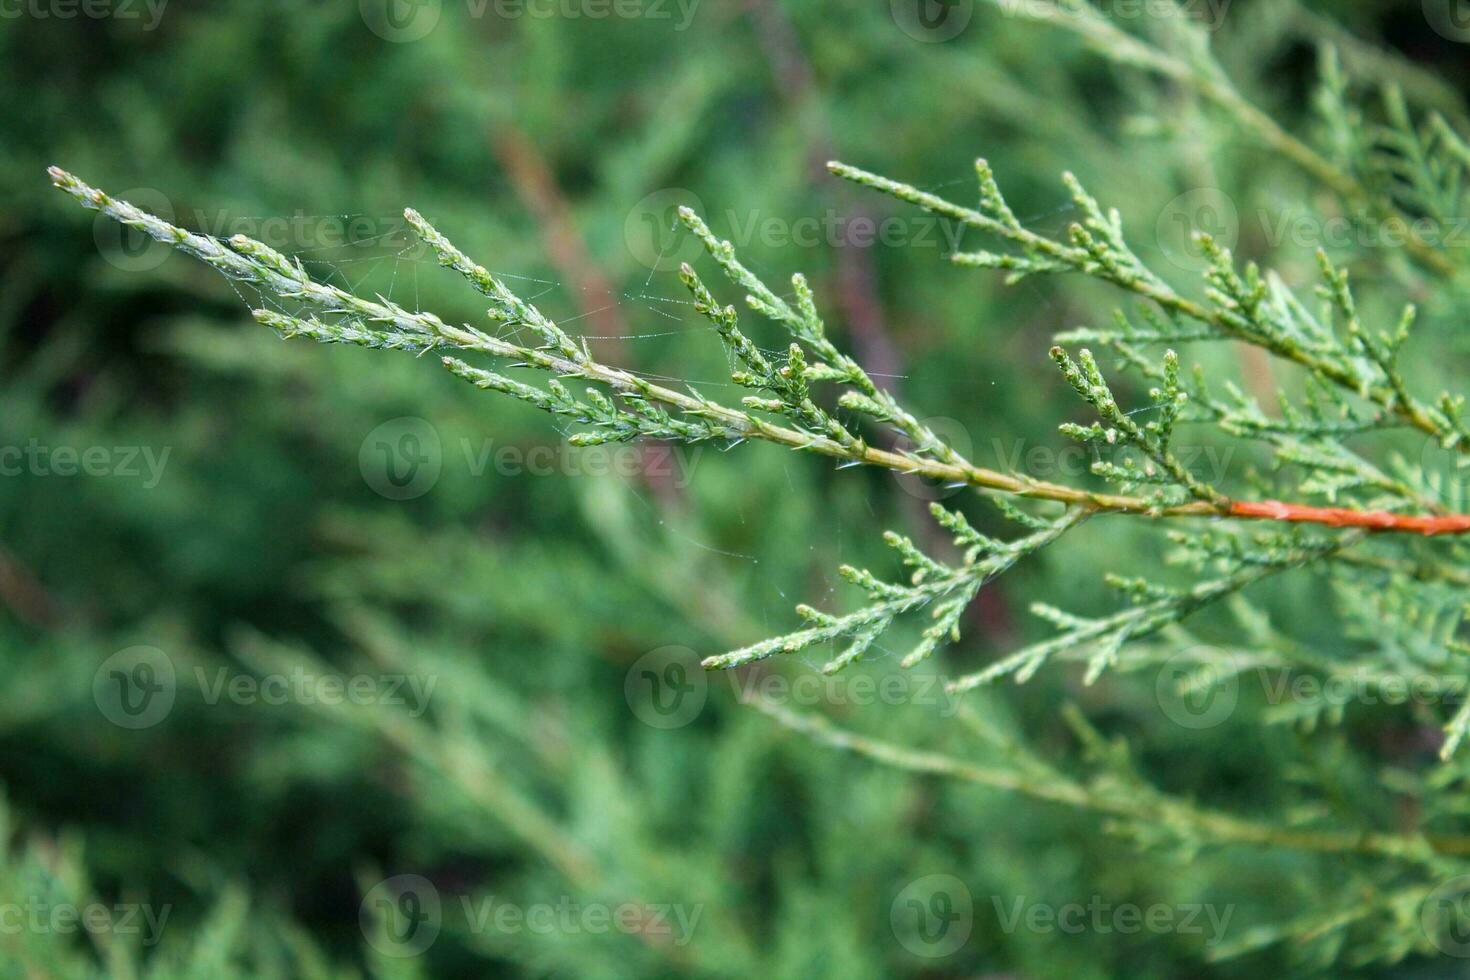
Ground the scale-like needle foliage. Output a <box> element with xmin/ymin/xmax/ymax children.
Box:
<box><xmin>47</xmin><ymin>7</ymin><xmax>1470</xmax><ymax>966</ymax></box>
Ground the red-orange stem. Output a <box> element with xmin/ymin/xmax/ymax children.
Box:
<box><xmin>1230</xmin><ymin>500</ymin><xmax>1470</xmax><ymax>536</ymax></box>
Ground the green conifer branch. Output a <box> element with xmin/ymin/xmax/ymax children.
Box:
<box><xmin>828</xmin><ymin>160</ymin><xmax>1463</xmax><ymax>449</ymax></box>
<box><xmin>49</xmin><ymin>159</ymin><xmax>1470</xmax><ymax>706</ymax></box>
<box><xmin>750</xmin><ymin>697</ymin><xmax>1470</xmax><ymax>861</ymax></box>
<box><xmin>976</xmin><ymin>0</ymin><xmax>1458</xmax><ymax>277</ymax></box>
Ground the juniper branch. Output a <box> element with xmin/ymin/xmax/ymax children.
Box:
<box><xmin>829</xmin><ymin>160</ymin><xmax>1463</xmax><ymax>451</ymax></box>
<box><xmin>53</xmin><ymin>167</ymin><xmax>1470</xmax><ymax>541</ymax></box>
<box><xmin>977</xmin><ymin>0</ymin><xmax>1457</xmax><ymax>277</ymax></box>
<box><xmin>750</xmin><ymin>697</ymin><xmax>1470</xmax><ymax>861</ymax></box>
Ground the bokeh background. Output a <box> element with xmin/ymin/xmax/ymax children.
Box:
<box><xmin>3</xmin><ymin>1</ymin><xmax>1469</xmax><ymax>976</ymax></box>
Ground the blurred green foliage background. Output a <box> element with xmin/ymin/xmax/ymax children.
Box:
<box><xmin>2</xmin><ymin>1</ymin><xmax>1468</xmax><ymax>976</ymax></box>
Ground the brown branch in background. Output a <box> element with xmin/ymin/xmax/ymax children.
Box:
<box><xmin>491</xmin><ymin>125</ymin><xmax>686</xmax><ymax>503</ymax></box>
<box><xmin>492</xmin><ymin>126</ymin><xmax>629</xmax><ymax>347</ymax></box>
<box><xmin>0</xmin><ymin>545</ymin><xmax>59</xmax><ymax>627</ymax></box>
<box><xmin>745</xmin><ymin>0</ymin><xmax>1011</xmax><ymax>638</ymax></box>
<box><xmin>744</xmin><ymin>0</ymin><xmax>902</xmax><ymax>383</ymax></box>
